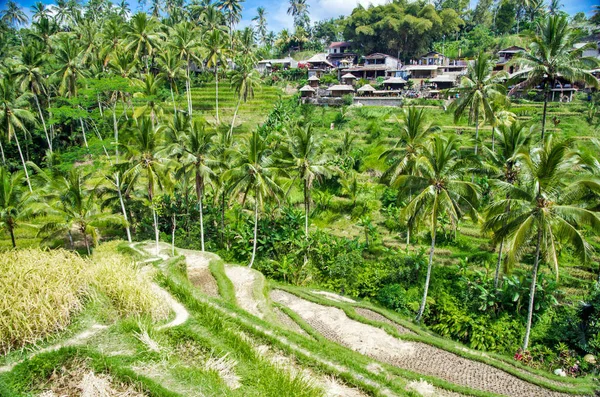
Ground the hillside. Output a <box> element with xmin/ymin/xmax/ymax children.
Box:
<box><xmin>0</xmin><ymin>242</ymin><xmax>594</xmax><ymax>397</ymax></box>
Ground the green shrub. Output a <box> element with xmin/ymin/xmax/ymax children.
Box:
<box><xmin>377</xmin><ymin>284</ymin><xmax>409</xmax><ymax>314</ymax></box>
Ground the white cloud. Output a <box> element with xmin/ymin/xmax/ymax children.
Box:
<box><xmin>309</xmin><ymin>0</ymin><xmax>389</xmax><ymax>22</ymax></box>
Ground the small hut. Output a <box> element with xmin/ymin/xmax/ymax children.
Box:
<box><xmin>382</xmin><ymin>77</ymin><xmax>407</xmax><ymax>90</ymax></box>
<box><xmin>299</xmin><ymin>85</ymin><xmax>316</xmax><ymax>98</ymax></box>
<box><xmin>341</xmin><ymin>73</ymin><xmax>358</xmax><ymax>86</ymax></box>
<box><xmin>357</xmin><ymin>84</ymin><xmax>376</xmax><ymax>96</ymax></box>
<box><xmin>328</xmin><ymin>85</ymin><xmax>355</xmax><ymax>97</ymax></box>
<box><xmin>308</xmin><ymin>75</ymin><xmax>320</xmax><ymax>88</ymax></box>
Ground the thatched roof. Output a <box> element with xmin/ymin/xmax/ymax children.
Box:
<box><xmin>328</xmin><ymin>85</ymin><xmax>355</xmax><ymax>91</ymax></box>
<box><xmin>357</xmin><ymin>84</ymin><xmax>376</xmax><ymax>92</ymax></box>
<box><xmin>299</xmin><ymin>85</ymin><xmax>316</xmax><ymax>92</ymax></box>
<box><xmin>383</xmin><ymin>77</ymin><xmax>407</xmax><ymax>84</ymax></box>
<box><xmin>341</xmin><ymin>73</ymin><xmax>358</xmax><ymax>79</ymax></box>
<box><xmin>308</xmin><ymin>75</ymin><xmax>320</xmax><ymax>81</ymax></box>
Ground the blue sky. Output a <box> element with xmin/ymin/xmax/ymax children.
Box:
<box><xmin>2</xmin><ymin>0</ymin><xmax>597</xmax><ymax>32</ymax></box>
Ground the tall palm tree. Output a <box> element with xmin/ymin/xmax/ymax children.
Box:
<box><xmin>31</xmin><ymin>2</ymin><xmax>51</xmax><ymax>22</ymax></box>
<box><xmin>451</xmin><ymin>52</ymin><xmax>508</xmax><ymax>155</ymax></box>
<box><xmin>0</xmin><ymin>77</ymin><xmax>35</xmax><ymax>192</ymax></box>
<box><xmin>52</xmin><ymin>34</ymin><xmax>86</xmax><ymax>98</ymax></box>
<box><xmin>484</xmin><ymin>135</ymin><xmax>600</xmax><ymax>350</ymax></box>
<box><xmin>381</xmin><ymin>107</ymin><xmax>440</xmax><ymax>244</ymax></box>
<box><xmin>38</xmin><ymin>169</ymin><xmax>126</xmax><ymax>255</ymax></box>
<box><xmin>168</xmin><ymin>22</ymin><xmax>202</xmax><ymax>117</ymax></box>
<box><xmin>200</xmin><ymin>5</ymin><xmax>227</xmax><ymax>34</ymax></box>
<box><xmin>167</xmin><ymin>117</ymin><xmax>217</xmax><ymax>251</ymax></box>
<box><xmin>1</xmin><ymin>1</ymin><xmax>28</xmax><ymax>28</ymax></box>
<box><xmin>482</xmin><ymin>122</ymin><xmax>532</xmax><ymax>288</ymax></box>
<box><xmin>125</xmin><ymin>117</ymin><xmax>171</xmax><ymax>254</ymax></box>
<box><xmin>216</xmin><ymin>0</ymin><xmax>244</xmax><ymax>48</ymax></box>
<box><xmin>252</xmin><ymin>7</ymin><xmax>268</xmax><ymax>44</ymax></box>
<box><xmin>116</xmin><ymin>0</ymin><xmax>131</xmax><ymax>18</ymax></box>
<box><xmin>280</xmin><ymin>123</ymin><xmax>333</xmax><ymax>242</ymax></box>
<box><xmin>133</xmin><ymin>74</ymin><xmax>165</xmax><ymax>127</ymax></box>
<box><xmin>229</xmin><ymin>60</ymin><xmax>260</xmax><ymax>139</ymax></box>
<box><xmin>287</xmin><ymin>0</ymin><xmax>309</xmax><ymax>28</ymax></box>
<box><xmin>16</xmin><ymin>45</ymin><xmax>52</xmax><ymax>154</ymax></box>
<box><xmin>227</xmin><ymin>130</ymin><xmax>282</xmax><ymax>267</ymax></box>
<box><xmin>511</xmin><ymin>15</ymin><xmax>600</xmax><ymax>140</ymax></box>
<box><xmin>124</xmin><ymin>13</ymin><xmax>164</xmax><ymax>72</ymax></box>
<box><xmin>399</xmin><ymin>134</ymin><xmax>479</xmax><ymax>321</ymax></box>
<box><xmin>157</xmin><ymin>49</ymin><xmax>185</xmax><ymax>113</ymax></box>
<box><xmin>203</xmin><ymin>29</ymin><xmax>229</xmax><ymax>125</ymax></box>
<box><xmin>0</xmin><ymin>167</ymin><xmax>29</xmax><ymax>248</ymax></box>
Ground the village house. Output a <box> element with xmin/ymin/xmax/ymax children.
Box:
<box><xmin>328</xmin><ymin>84</ymin><xmax>355</xmax><ymax>97</ymax></box>
<box><xmin>256</xmin><ymin>57</ymin><xmax>298</xmax><ymax>74</ymax></box>
<box><xmin>342</xmin><ymin>53</ymin><xmax>401</xmax><ymax>80</ymax></box>
<box><xmin>300</xmin><ymin>53</ymin><xmax>335</xmax><ymax>78</ymax></box>
<box><xmin>326</xmin><ymin>42</ymin><xmax>357</xmax><ymax>67</ymax></box>
<box><xmin>494</xmin><ymin>46</ymin><xmax>525</xmax><ymax>74</ymax></box>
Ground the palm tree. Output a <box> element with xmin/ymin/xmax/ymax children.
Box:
<box><xmin>482</xmin><ymin>122</ymin><xmax>532</xmax><ymax>288</ymax></box>
<box><xmin>229</xmin><ymin>60</ymin><xmax>261</xmax><ymax>139</ymax></box>
<box><xmin>399</xmin><ymin>134</ymin><xmax>479</xmax><ymax>321</ymax></box>
<box><xmin>52</xmin><ymin>34</ymin><xmax>86</xmax><ymax>98</ymax></box>
<box><xmin>116</xmin><ymin>0</ymin><xmax>131</xmax><ymax>18</ymax></box>
<box><xmin>0</xmin><ymin>167</ymin><xmax>29</xmax><ymax>248</ymax></box>
<box><xmin>133</xmin><ymin>74</ymin><xmax>165</xmax><ymax>127</ymax></box>
<box><xmin>167</xmin><ymin>117</ymin><xmax>217</xmax><ymax>251</ymax></box>
<box><xmin>216</xmin><ymin>0</ymin><xmax>244</xmax><ymax>48</ymax></box>
<box><xmin>31</xmin><ymin>2</ymin><xmax>51</xmax><ymax>22</ymax></box>
<box><xmin>168</xmin><ymin>22</ymin><xmax>202</xmax><ymax>117</ymax></box>
<box><xmin>124</xmin><ymin>13</ymin><xmax>164</xmax><ymax>72</ymax></box>
<box><xmin>451</xmin><ymin>52</ymin><xmax>508</xmax><ymax>155</ymax></box>
<box><xmin>125</xmin><ymin>117</ymin><xmax>171</xmax><ymax>254</ymax></box>
<box><xmin>511</xmin><ymin>15</ymin><xmax>600</xmax><ymax>140</ymax></box>
<box><xmin>0</xmin><ymin>77</ymin><xmax>35</xmax><ymax>192</ymax></box>
<box><xmin>1</xmin><ymin>1</ymin><xmax>28</xmax><ymax>28</ymax></box>
<box><xmin>157</xmin><ymin>49</ymin><xmax>186</xmax><ymax>113</ymax></box>
<box><xmin>484</xmin><ymin>135</ymin><xmax>600</xmax><ymax>350</ymax></box>
<box><xmin>38</xmin><ymin>169</ymin><xmax>126</xmax><ymax>255</ymax></box>
<box><xmin>227</xmin><ymin>130</ymin><xmax>282</xmax><ymax>267</ymax></box>
<box><xmin>287</xmin><ymin>0</ymin><xmax>309</xmax><ymax>28</ymax></box>
<box><xmin>203</xmin><ymin>29</ymin><xmax>229</xmax><ymax>125</ymax></box>
<box><xmin>94</xmin><ymin>169</ymin><xmax>133</xmax><ymax>243</ymax></box>
<box><xmin>252</xmin><ymin>7</ymin><xmax>268</xmax><ymax>45</ymax></box>
<box><xmin>16</xmin><ymin>45</ymin><xmax>52</xmax><ymax>154</ymax></box>
<box><xmin>381</xmin><ymin>107</ymin><xmax>440</xmax><ymax>244</ymax></box>
<box><xmin>200</xmin><ymin>5</ymin><xmax>227</xmax><ymax>34</ymax></box>
<box><xmin>280</xmin><ymin>123</ymin><xmax>333</xmax><ymax>242</ymax></box>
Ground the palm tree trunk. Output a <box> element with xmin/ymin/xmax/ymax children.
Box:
<box><xmin>249</xmin><ymin>192</ymin><xmax>259</xmax><ymax>268</ymax></box>
<box><xmin>199</xmin><ymin>194</ymin><xmax>205</xmax><ymax>251</ymax></box>
<box><xmin>113</xmin><ymin>103</ymin><xmax>119</xmax><ymax>161</ymax></box>
<box><xmin>474</xmin><ymin>107</ymin><xmax>480</xmax><ymax>155</ymax></box>
<box><xmin>9</xmin><ymin>225</ymin><xmax>16</xmax><ymax>248</ymax></box>
<box><xmin>541</xmin><ymin>83</ymin><xmax>549</xmax><ymax>141</ymax></box>
<box><xmin>494</xmin><ymin>200</ymin><xmax>511</xmax><ymax>289</ymax></box>
<box><xmin>172</xmin><ymin>214</ymin><xmax>176</xmax><ymax>256</ymax></box>
<box><xmin>215</xmin><ymin>65</ymin><xmax>220</xmax><ymax>124</ymax></box>
<box><xmin>170</xmin><ymin>84</ymin><xmax>177</xmax><ymax>114</ymax></box>
<box><xmin>68</xmin><ymin>231</ymin><xmax>74</xmax><ymax>250</ymax></box>
<box><xmin>13</xmin><ymin>131</ymin><xmax>32</xmax><ymax>192</ymax></box>
<box><xmin>491</xmin><ymin>126</ymin><xmax>495</xmax><ymax>153</ymax></box>
<box><xmin>152</xmin><ymin>206</ymin><xmax>160</xmax><ymax>255</ymax></box>
<box><xmin>523</xmin><ymin>227</ymin><xmax>543</xmax><ymax>351</ymax></box>
<box><xmin>33</xmin><ymin>93</ymin><xmax>52</xmax><ymax>154</ymax></box>
<box><xmin>0</xmin><ymin>139</ymin><xmax>6</xmax><ymax>165</ymax></box>
<box><xmin>83</xmin><ymin>229</ymin><xmax>90</xmax><ymax>255</ymax></box>
<box><xmin>79</xmin><ymin>118</ymin><xmax>89</xmax><ymax>149</ymax></box>
<box><xmin>304</xmin><ymin>179</ymin><xmax>309</xmax><ymax>265</ymax></box>
<box><xmin>116</xmin><ymin>174</ymin><xmax>132</xmax><ymax>243</ymax></box>
<box><xmin>221</xmin><ymin>189</ymin><xmax>226</xmax><ymax>248</ymax></box>
<box><xmin>416</xmin><ymin>228</ymin><xmax>436</xmax><ymax>322</ymax></box>
<box><xmin>229</xmin><ymin>97</ymin><xmax>241</xmax><ymax>141</ymax></box>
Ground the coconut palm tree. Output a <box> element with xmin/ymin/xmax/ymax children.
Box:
<box><xmin>124</xmin><ymin>13</ymin><xmax>164</xmax><ymax>72</ymax></box>
<box><xmin>167</xmin><ymin>117</ymin><xmax>217</xmax><ymax>251</ymax></box>
<box><xmin>1</xmin><ymin>1</ymin><xmax>28</xmax><ymax>28</ymax></box>
<box><xmin>200</xmin><ymin>5</ymin><xmax>227</xmax><ymax>34</ymax></box>
<box><xmin>253</xmin><ymin>7</ymin><xmax>268</xmax><ymax>45</ymax></box>
<box><xmin>451</xmin><ymin>52</ymin><xmax>508</xmax><ymax>155</ymax></box>
<box><xmin>203</xmin><ymin>29</ymin><xmax>229</xmax><ymax>125</ymax></box>
<box><xmin>380</xmin><ymin>106</ymin><xmax>440</xmax><ymax>244</ymax></box>
<box><xmin>216</xmin><ymin>0</ymin><xmax>244</xmax><ymax>48</ymax></box>
<box><xmin>38</xmin><ymin>169</ymin><xmax>126</xmax><ymax>255</ymax></box>
<box><xmin>116</xmin><ymin>0</ymin><xmax>130</xmax><ymax>18</ymax></box>
<box><xmin>280</xmin><ymin>123</ymin><xmax>333</xmax><ymax>241</ymax></box>
<box><xmin>399</xmin><ymin>134</ymin><xmax>479</xmax><ymax>321</ymax></box>
<box><xmin>168</xmin><ymin>22</ymin><xmax>202</xmax><ymax>117</ymax></box>
<box><xmin>133</xmin><ymin>74</ymin><xmax>165</xmax><ymax>127</ymax></box>
<box><xmin>157</xmin><ymin>49</ymin><xmax>185</xmax><ymax>113</ymax></box>
<box><xmin>31</xmin><ymin>2</ymin><xmax>51</xmax><ymax>22</ymax></box>
<box><xmin>16</xmin><ymin>45</ymin><xmax>52</xmax><ymax>155</ymax></box>
<box><xmin>227</xmin><ymin>130</ymin><xmax>282</xmax><ymax>267</ymax></box>
<box><xmin>0</xmin><ymin>167</ymin><xmax>29</xmax><ymax>248</ymax></box>
<box><xmin>0</xmin><ymin>77</ymin><xmax>35</xmax><ymax>192</ymax></box>
<box><xmin>229</xmin><ymin>59</ymin><xmax>260</xmax><ymax>139</ymax></box>
<box><xmin>52</xmin><ymin>34</ymin><xmax>86</xmax><ymax>98</ymax></box>
<box><xmin>510</xmin><ymin>15</ymin><xmax>600</xmax><ymax>140</ymax></box>
<box><xmin>482</xmin><ymin>122</ymin><xmax>532</xmax><ymax>288</ymax></box>
<box><xmin>484</xmin><ymin>135</ymin><xmax>600</xmax><ymax>350</ymax></box>
<box><xmin>125</xmin><ymin>117</ymin><xmax>171</xmax><ymax>254</ymax></box>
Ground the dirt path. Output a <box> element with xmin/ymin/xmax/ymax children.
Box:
<box><xmin>272</xmin><ymin>290</ymin><xmax>573</xmax><ymax>397</ymax></box>
<box><xmin>225</xmin><ymin>265</ymin><xmax>266</xmax><ymax>319</ymax></box>
<box><xmin>152</xmin><ymin>284</ymin><xmax>189</xmax><ymax>330</ymax></box>
<box><xmin>178</xmin><ymin>249</ymin><xmax>219</xmax><ymax>298</ymax></box>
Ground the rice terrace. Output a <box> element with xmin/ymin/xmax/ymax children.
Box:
<box><xmin>1</xmin><ymin>0</ymin><xmax>600</xmax><ymax>396</ymax></box>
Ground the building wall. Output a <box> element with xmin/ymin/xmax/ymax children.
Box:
<box><xmin>353</xmin><ymin>97</ymin><xmax>403</xmax><ymax>107</ymax></box>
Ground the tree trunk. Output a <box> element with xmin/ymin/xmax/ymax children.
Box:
<box><xmin>9</xmin><ymin>225</ymin><xmax>16</xmax><ymax>248</ymax></box>
<box><xmin>0</xmin><ymin>139</ymin><xmax>6</xmax><ymax>165</ymax></box>
<box><xmin>170</xmin><ymin>84</ymin><xmax>178</xmax><ymax>114</ymax></box>
<box><xmin>68</xmin><ymin>231</ymin><xmax>74</xmax><ymax>250</ymax></box>
<box><xmin>494</xmin><ymin>200</ymin><xmax>511</xmax><ymax>289</ymax></box>
<box><xmin>229</xmin><ymin>97</ymin><xmax>241</xmax><ymax>142</ymax></box>
<box><xmin>113</xmin><ymin>103</ymin><xmax>119</xmax><ymax>162</ymax></box>
<box><xmin>541</xmin><ymin>83</ymin><xmax>549</xmax><ymax>141</ymax></box>
<box><xmin>13</xmin><ymin>131</ymin><xmax>32</xmax><ymax>192</ymax></box>
<box><xmin>304</xmin><ymin>178</ymin><xmax>309</xmax><ymax>265</ymax></box>
<box><xmin>221</xmin><ymin>189</ymin><xmax>226</xmax><ymax>248</ymax></box>
<box><xmin>116</xmin><ymin>174</ymin><xmax>132</xmax><ymax>242</ymax></box>
<box><xmin>199</xmin><ymin>193</ymin><xmax>205</xmax><ymax>251</ymax></box>
<box><xmin>491</xmin><ymin>126</ymin><xmax>495</xmax><ymax>153</ymax></box>
<box><xmin>172</xmin><ymin>214</ymin><xmax>176</xmax><ymax>256</ymax></box>
<box><xmin>186</xmin><ymin>59</ymin><xmax>193</xmax><ymax>117</ymax></box>
<box><xmin>523</xmin><ymin>227</ymin><xmax>542</xmax><ymax>351</ymax></box>
<box><xmin>83</xmin><ymin>229</ymin><xmax>90</xmax><ymax>255</ymax></box>
<box><xmin>34</xmin><ymin>94</ymin><xmax>52</xmax><ymax>154</ymax></box>
<box><xmin>416</xmin><ymin>228</ymin><xmax>436</xmax><ymax>322</ymax></box>
<box><xmin>474</xmin><ymin>106</ymin><xmax>480</xmax><ymax>155</ymax></box>
<box><xmin>80</xmin><ymin>118</ymin><xmax>89</xmax><ymax>149</ymax></box>
<box><xmin>215</xmin><ymin>66</ymin><xmax>220</xmax><ymax>124</ymax></box>
<box><xmin>249</xmin><ymin>192</ymin><xmax>259</xmax><ymax>268</ymax></box>
<box><xmin>152</xmin><ymin>205</ymin><xmax>160</xmax><ymax>255</ymax></box>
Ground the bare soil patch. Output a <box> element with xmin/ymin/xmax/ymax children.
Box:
<box><xmin>354</xmin><ymin>308</ymin><xmax>415</xmax><ymax>335</ymax></box>
<box><xmin>225</xmin><ymin>265</ymin><xmax>265</xmax><ymax>319</ymax></box>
